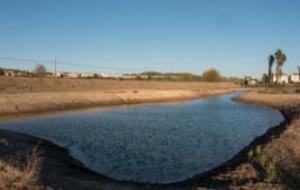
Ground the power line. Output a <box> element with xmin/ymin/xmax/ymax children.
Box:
<box><xmin>0</xmin><ymin>57</ymin><xmax>53</xmax><ymax>64</ymax></box>
<box><xmin>0</xmin><ymin>56</ymin><xmax>145</xmax><ymax>73</ymax></box>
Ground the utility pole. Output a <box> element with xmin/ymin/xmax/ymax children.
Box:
<box><xmin>298</xmin><ymin>65</ymin><xmax>300</xmax><ymax>82</ymax></box>
<box><xmin>54</xmin><ymin>57</ymin><xmax>57</xmax><ymax>78</ymax></box>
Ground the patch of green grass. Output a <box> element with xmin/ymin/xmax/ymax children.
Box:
<box><xmin>265</xmin><ymin>160</ymin><xmax>277</xmax><ymax>182</ymax></box>
<box><xmin>248</xmin><ymin>145</ymin><xmax>277</xmax><ymax>182</ymax></box>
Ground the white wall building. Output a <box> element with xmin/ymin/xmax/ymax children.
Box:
<box><xmin>290</xmin><ymin>74</ymin><xmax>300</xmax><ymax>83</ymax></box>
<box><xmin>4</xmin><ymin>70</ymin><xmax>15</xmax><ymax>77</ymax></box>
<box><xmin>80</xmin><ymin>73</ymin><xmax>95</xmax><ymax>78</ymax></box>
<box><xmin>248</xmin><ymin>79</ymin><xmax>257</xmax><ymax>86</ymax></box>
<box><xmin>273</xmin><ymin>74</ymin><xmax>289</xmax><ymax>84</ymax></box>
<box><xmin>65</xmin><ymin>72</ymin><xmax>80</xmax><ymax>78</ymax></box>
<box><xmin>99</xmin><ymin>73</ymin><xmax>122</xmax><ymax>79</ymax></box>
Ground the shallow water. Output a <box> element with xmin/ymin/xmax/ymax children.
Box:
<box><xmin>0</xmin><ymin>93</ymin><xmax>284</xmax><ymax>183</ymax></box>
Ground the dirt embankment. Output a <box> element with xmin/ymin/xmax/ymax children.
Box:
<box><xmin>195</xmin><ymin>92</ymin><xmax>300</xmax><ymax>190</ymax></box>
<box><xmin>0</xmin><ymin>129</ymin><xmax>194</xmax><ymax>190</ymax></box>
<box><xmin>0</xmin><ymin>77</ymin><xmax>239</xmax><ymax>117</ymax></box>
<box><xmin>0</xmin><ymin>77</ymin><xmax>237</xmax><ymax>94</ymax></box>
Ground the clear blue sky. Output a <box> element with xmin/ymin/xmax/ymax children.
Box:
<box><xmin>0</xmin><ymin>0</ymin><xmax>299</xmax><ymax>78</ymax></box>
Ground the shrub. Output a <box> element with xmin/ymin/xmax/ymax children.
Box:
<box><xmin>255</xmin><ymin>145</ymin><xmax>262</xmax><ymax>155</ymax></box>
<box><xmin>247</xmin><ymin>145</ymin><xmax>277</xmax><ymax>182</ymax></box>
<box><xmin>202</xmin><ymin>68</ymin><xmax>221</xmax><ymax>82</ymax></box>
<box><xmin>265</xmin><ymin>161</ymin><xmax>277</xmax><ymax>182</ymax></box>
<box><xmin>33</xmin><ymin>64</ymin><xmax>47</xmax><ymax>77</ymax></box>
<box><xmin>0</xmin><ymin>147</ymin><xmax>50</xmax><ymax>190</ymax></box>
<box><xmin>247</xmin><ymin>149</ymin><xmax>254</xmax><ymax>161</ymax></box>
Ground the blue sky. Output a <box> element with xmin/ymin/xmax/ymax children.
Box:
<box><xmin>0</xmin><ymin>0</ymin><xmax>299</xmax><ymax>78</ymax></box>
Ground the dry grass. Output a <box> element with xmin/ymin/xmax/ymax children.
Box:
<box><xmin>235</xmin><ymin>92</ymin><xmax>300</xmax><ymax>188</ymax></box>
<box><xmin>238</xmin><ymin>92</ymin><xmax>300</xmax><ymax>108</ymax></box>
<box><xmin>0</xmin><ymin>88</ymin><xmax>238</xmax><ymax>117</ymax></box>
<box><xmin>263</xmin><ymin>119</ymin><xmax>300</xmax><ymax>185</ymax></box>
<box><xmin>0</xmin><ymin>147</ymin><xmax>50</xmax><ymax>190</ymax></box>
<box><xmin>0</xmin><ymin>76</ymin><xmax>239</xmax><ymax>117</ymax></box>
<box><xmin>0</xmin><ymin>76</ymin><xmax>237</xmax><ymax>94</ymax></box>
<box><xmin>197</xmin><ymin>92</ymin><xmax>300</xmax><ymax>189</ymax></box>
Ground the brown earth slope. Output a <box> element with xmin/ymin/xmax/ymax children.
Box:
<box><xmin>196</xmin><ymin>92</ymin><xmax>300</xmax><ymax>190</ymax></box>
<box><xmin>0</xmin><ymin>77</ymin><xmax>238</xmax><ymax>117</ymax></box>
<box><xmin>0</xmin><ymin>77</ymin><xmax>237</xmax><ymax>94</ymax></box>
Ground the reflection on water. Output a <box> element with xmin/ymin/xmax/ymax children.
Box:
<box><xmin>0</xmin><ymin>93</ymin><xmax>284</xmax><ymax>183</ymax></box>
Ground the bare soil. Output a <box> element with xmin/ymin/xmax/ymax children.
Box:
<box><xmin>195</xmin><ymin>92</ymin><xmax>300</xmax><ymax>190</ymax></box>
<box><xmin>0</xmin><ymin>77</ymin><xmax>237</xmax><ymax>94</ymax></box>
<box><xmin>0</xmin><ymin>77</ymin><xmax>238</xmax><ymax>117</ymax></box>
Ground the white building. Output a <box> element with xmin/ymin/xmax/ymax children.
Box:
<box><xmin>65</xmin><ymin>72</ymin><xmax>80</xmax><ymax>78</ymax></box>
<box><xmin>80</xmin><ymin>73</ymin><xmax>95</xmax><ymax>78</ymax></box>
<box><xmin>121</xmin><ymin>75</ymin><xmax>137</xmax><ymax>79</ymax></box>
<box><xmin>273</xmin><ymin>74</ymin><xmax>289</xmax><ymax>84</ymax></box>
<box><xmin>248</xmin><ymin>79</ymin><xmax>257</xmax><ymax>86</ymax></box>
<box><xmin>290</xmin><ymin>74</ymin><xmax>300</xmax><ymax>83</ymax></box>
<box><xmin>99</xmin><ymin>73</ymin><xmax>122</xmax><ymax>79</ymax></box>
<box><xmin>4</xmin><ymin>70</ymin><xmax>15</xmax><ymax>77</ymax></box>
<box><xmin>49</xmin><ymin>72</ymin><xmax>62</xmax><ymax>78</ymax></box>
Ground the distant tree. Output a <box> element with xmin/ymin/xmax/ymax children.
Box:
<box><xmin>202</xmin><ymin>68</ymin><xmax>221</xmax><ymax>82</ymax></box>
<box><xmin>33</xmin><ymin>64</ymin><xmax>47</xmax><ymax>77</ymax></box>
<box><xmin>268</xmin><ymin>55</ymin><xmax>275</xmax><ymax>84</ymax></box>
<box><xmin>0</xmin><ymin>68</ymin><xmax>4</xmax><ymax>76</ymax></box>
<box><xmin>141</xmin><ymin>71</ymin><xmax>162</xmax><ymax>76</ymax></box>
<box><xmin>182</xmin><ymin>73</ymin><xmax>195</xmax><ymax>81</ymax></box>
<box><xmin>274</xmin><ymin>49</ymin><xmax>287</xmax><ymax>82</ymax></box>
<box><xmin>225</xmin><ymin>77</ymin><xmax>243</xmax><ymax>85</ymax></box>
<box><xmin>262</xmin><ymin>73</ymin><xmax>268</xmax><ymax>84</ymax></box>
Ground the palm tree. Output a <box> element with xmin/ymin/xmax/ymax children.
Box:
<box><xmin>268</xmin><ymin>55</ymin><xmax>274</xmax><ymax>84</ymax></box>
<box><xmin>298</xmin><ymin>65</ymin><xmax>300</xmax><ymax>81</ymax></box>
<box><xmin>274</xmin><ymin>49</ymin><xmax>287</xmax><ymax>82</ymax></box>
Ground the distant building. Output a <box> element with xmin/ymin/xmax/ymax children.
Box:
<box><xmin>80</xmin><ymin>73</ymin><xmax>96</xmax><ymax>78</ymax></box>
<box><xmin>99</xmin><ymin>73</ymin><xmax>122</xmax><ymax>79</ymax></box>
<box><xmin>4</xmin><ymin>70</ymin><xmax>15</xmax><ymax>77</ymax></box>
<box><xmin>65</xmin><ymin>72</ymin><xmax>80</xmax><ymax>79</ymax></box>
<box><xmin>121</xmin><ymin>75</ymin><xmax>137</xmax><ymax>79</ymax></box>
<box><xmin>48</xmin><ymin>72</ymin><xmax>63</xmax><ymax>78</ymax></box>
<box><xmin>54</xmin><ymin>72</ymin><xmax>63</xmax><ymax>78</ymax></box>
<box><xmin>289</xmin><ymin>73</ymin><xmax>300</xmax><ymax>83</ymax></box>
<box><xmin>248</xmin><ymin>79</ymin><xmax>258</xmax><ymax>86</ymax></box>
<box><xmin>273</xmin><ymin>74</ymin><xmax>289</xmax><ymax>84</ymax></box>
<box><xmin>244</xmin><ymin>76</ymin><xmax>258</xmax><ymax>86</ymax></box>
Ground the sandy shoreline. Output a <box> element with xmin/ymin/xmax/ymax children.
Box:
<box><xmin>0</xmin><ymin>88</ymin><xmax>239</xmax><ymax>118</ymax></box>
